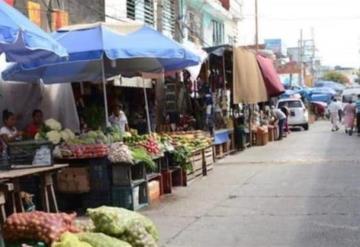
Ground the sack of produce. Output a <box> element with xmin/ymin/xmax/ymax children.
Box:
<box><xmin>52</xmin><ymin>232</ymin><xmax>92</xmax><ymax>247</ymax></box>
<box><xmin>87</xmin><ymin>206</ymin><xmax>159</xmax><ymax>245</ymax></box>
<box><xmin>3</xmin><ymin>212</ymin><xmax>80</xmax><ymax>244</ymax></box>
<box><xmin>119</xmin><ymin>220</ymin><xmax>158</xmax><ymax>247</ymax></box>
<box><xmin>77</xmin><ymin>232</ymin><xmax>131</xmax><ymax>247</ymax></box>
<box><xmin>108</xmin><ymin>143</ymin><xmax>133</xmax><ymax>164</ymax></box>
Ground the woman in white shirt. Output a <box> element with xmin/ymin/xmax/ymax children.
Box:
<box><xmin>0</xmin><ymin>110</ymin><xmax>22</xmax><ymax>153</ymax></box>
<box><xmin>109</xmin><ymin>104</ymin><xmax>129</xmax><ymax>133</ymax></box>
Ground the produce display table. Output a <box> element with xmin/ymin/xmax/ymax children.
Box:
<box><xmin>0</xmin><ymin>164</ymin><xmax>68</xmax><ymax>214</ymax></box>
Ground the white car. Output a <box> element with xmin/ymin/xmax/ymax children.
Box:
<box><xmin>276</xmin><ymin>98</ymin><xmax>309</xmax><ymax>130</ymax></box>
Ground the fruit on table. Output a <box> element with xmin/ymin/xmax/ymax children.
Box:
<box><xmin>77</xmin><ymin>232</ymin><xmax>131</xmax><ymax>247</ymax></box>
<box><xmin>52</xmin><ymin>232</ymin><xmax>92</xmax><ymax>247</ymax></box>
<box><xmin>108</xmin><ymin>142</ymin><xmax>133</xmax><ymax>164</ymax></box>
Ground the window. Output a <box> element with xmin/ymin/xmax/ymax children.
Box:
<box><xmin>161</xmin><ymin>0</ymin><xmax>176</xmax><ymax>38</ymax></box>
<box><xmin>127</xmin><ymin>0</ymin><xmax>154</xmax><ymax>26</ymax></box>
<box><xmin>278</xmin><ymin>100</ymin><xmax>303</xmax><ymax>108</ymax></box>
<box><xmin>212</xmin><ymin>20</ymin><xmax>224</xmax><ymax>45</ymax></box>
<box><xmin>187</xmin><ymin>9</ymin><xmax>202</xmax><ymax>43</ymax></box>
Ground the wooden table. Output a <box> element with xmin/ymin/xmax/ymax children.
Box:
<box><xmin>0</xmin><ymin>164</ymin><xmax>68</xmax><ymax>214</ymax></box>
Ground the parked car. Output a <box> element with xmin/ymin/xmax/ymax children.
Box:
<box><xmin>276</xmin><ymin>98</ymin><xmax>309</xmax><ymax>130</ymax></box>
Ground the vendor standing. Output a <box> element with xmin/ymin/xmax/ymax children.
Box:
<box><xmin>25</xmin><ymin>109</ymin><xmax>44</xmax><ymax>138</ymax></box>
<box><xmin>109</xmin><ymin>104</ymin><xmax>129</xmax><ymax>133</ymax></box>
<box><xmin>0</xmin><ymin>110</ymin><xmax>22</xmax><ymax>154</ymax></box>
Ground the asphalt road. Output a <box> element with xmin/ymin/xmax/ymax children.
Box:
<box><xmin>144</xmin><ymin>121</ymin><xmax>360</xmax><ymax>247</ymax></box>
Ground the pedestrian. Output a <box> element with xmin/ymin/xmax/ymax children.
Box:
<box><xmin>273</xmin><ymin>108</ymin><xmax>286</xmax><ymax>140</ymax></box>
<box><xmin>343</xmin><ymin>100</ymin><xmax>356</xmax><ymax>135</ymax></box>
<box><xmin>356</xmin><ymin>95</ymin><xmax>360</xmax><ymax>135</ymax></box>
<box><xmin>328</xmin><ymin>98</ymin><xmax>341</xmax><ymax>131</ymax></box>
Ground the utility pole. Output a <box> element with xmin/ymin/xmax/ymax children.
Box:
<box><xmin>298</xmin><ymin>29</ymin><xmax>303</xmax><ymax>85</ymax></box>
<box><xmin>255</xmin><ymin>0</ymin><xmax>259</xmax><ymax>51</ymax></box>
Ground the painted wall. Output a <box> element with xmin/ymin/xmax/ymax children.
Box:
<box><xmin>13</xmin><ymin>0</ymin><xmax>105</xmax><ymax>31</ymax></box>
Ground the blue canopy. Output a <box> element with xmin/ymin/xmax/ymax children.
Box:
<box><xmin>3</xmin><ymin>22</ymin><xmax>200</xmax><ymax>83</ymax></box>
<box><xmin>0</xmin><ymin>1</ymin><xmax>67</xmax><ymax>68</ymax></box>
<box><xmin>314</xmin><ymin>80</ymin><xmax>345</xmax><ymax>92</ymax></box>
<box><xmin>309</xmin><ymin>93</ymin><xmax>332</xmax><ymax>103</ymax></box>
<box><xmin>309</xmin><ymin>87</ymin><xmax>337</xmax><ymax>96</ymax></box>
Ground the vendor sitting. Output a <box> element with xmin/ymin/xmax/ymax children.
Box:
<box><xmin>25</xmin><ymin>109</ymin><xmax>44</xmax><ymax>138</ymax></box>
<box><xmin>0</xmin><ymin>110</ymin><xmax>22</xmax><ymax>153</ymax></box>
<box><xmin>109</xmin><ymin>104</ymin><xmax>129</xmax><ymax>133</ymax></box>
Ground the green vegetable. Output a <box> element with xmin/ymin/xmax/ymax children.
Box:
<box><xmin>87</xmin><ymin>206</ymin><xmax>159</xmax><ymax>243</ymax></box>
<box><xmin>131</xmin><ymin>147</ymin><xmax>156</xmax><ymax>171</ymax></box>
<box><xmin>172</xmin><ymin>146</ymin><xmax>193</xmax><ymax>171</ymax></box>
<box><xmin>52</xmin><ymin>232</ymin><xmax>92</xmax><ymax>247</ymax></box>
<box><xmin>77</xmin><ymin>232</ymin><xmax>131</xmax><ymax>247</ymax></box>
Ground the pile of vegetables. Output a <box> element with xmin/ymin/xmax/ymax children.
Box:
<box><xmin>130</xmin><ymin>147</ymin><xmax>156</xmax><ymax>171</ymax></box>
<box><xmin>124</xmin><ymin>134</ymin><xmax>162</xmax><ymax>157</ymax></box>
<box><xmin>87</xmin><ymin>206</ymin><xmax>159</xmax><ymax>247</ymax></box>
<box><xmin>3</xmin><ymin>207</ymin><xmax>159</xmax><ymax>247</ymax></box>
<box><xmin>56</xmin><ymin>144</ymin><xmax>109</xmax><ymax>159</ymax></box>
<box><xmin>53</xmin><ymin>232</ymin><xmax>131</xmax><ymax>247</ymax></box>
<box><xmin>3</xmin><ymin>212</ymin><xmax>79</xmax><ymax>244</ymax></box>
<box><xmin>35</xmin><ymin>119</ymin><xmax>75</xmax><ymax>145</ymax></box>
<box><xmin>108</xmin><ymin>143</ymin><xmax>133</xmax><ymax>164</ymax></box>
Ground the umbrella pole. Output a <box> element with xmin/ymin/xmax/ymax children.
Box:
<box><xmin>143</xmin><ymin>78</ymin><xmax>152</xmax><ymax>133</ymax></box>
<box><xmin>101</xmin><ymin>59</ymin><xmax>110</xmax><ymax>127</ymax></box>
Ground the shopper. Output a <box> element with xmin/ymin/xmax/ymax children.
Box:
<box><xmin>0</xmin><ymin>110</ymin><xmax>22</xmax><ymax>154</ymax></box>
<box><xmin>343</xmin><ymin>100</ymin><xmax>356</xmax><ymax>135</ymax></box>
<box><xmin>25</xmin><ymin>109</ymin><xmax>44</xmax><ymax>138</ymax></box>
<box><xmin>328</xmin><ymin>98</ymin><xmax>341</xmax><ymax>131</ymax></box>
<box><xmin>356</xmin><ymin>95</ymin><xmax>360</xmax><ymax>135</ymax></box>
<box><xmin>273</xmin><ymin>108</ymin><xmax>286</xmax><ymax>140</ymax></box>
<box><xmin>109</xmin><ymin>104</ymin><xmax>129</xmax><ymax>133</ymax></box>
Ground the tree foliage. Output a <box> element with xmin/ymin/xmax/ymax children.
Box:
<box><xmin>323</xmin><ymin>71</ymin><xmax>350</xmax><ymax>84</ymax></box>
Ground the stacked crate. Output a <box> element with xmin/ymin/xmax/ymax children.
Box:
<box><xmin>111</xmin><ymin>163</ymin><xmax>148</xmax><ymax>210</ymax></box>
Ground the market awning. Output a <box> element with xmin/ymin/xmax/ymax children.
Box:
<box><xmin>256</xmin><ymin>54</ymin><xmax>285</xmax><ymax>97</ymax></box>
<box><xmin>204</xmin><ymin>44</ymin><xmax>232</xmax><ymax>56</ymax></box>
<box><xmin>232</xmin><ymin>48</ymin><xmax>268</xmax><ymax>104</ymax></box>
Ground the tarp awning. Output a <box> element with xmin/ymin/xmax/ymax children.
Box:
<box><xmin>204</xmin><ymin>44</ymin><xmax>232</xmax><ymax>56</ymax></box>
<box><xmin>256</xmin><ymin>54</ymin><xmax>285</xmax><ymax>97</ymax></box>
<box><xmin>233</xmin><ymin>48</ymin><xmax>268</xmax><ymax>104</ymax></box>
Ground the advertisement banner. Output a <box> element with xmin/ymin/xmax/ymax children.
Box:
<box><xmin>28</xmin><ymin>1</ymin><xmax>41</xmax><ymax>26</ymax></box>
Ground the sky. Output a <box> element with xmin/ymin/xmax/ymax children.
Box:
<box><xmin>238</xmin><ymin>0</ymin><xmax>360</xmax><ymax>68</ymax></box>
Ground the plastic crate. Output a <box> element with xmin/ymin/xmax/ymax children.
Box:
<box><xmin>112</xmin><ymin>162</ymin><xmax>146</xmax><ymax>186</ymax></box>
<box><xmin>82</xmin><ymin>191</ymin><xmax>112</xmax><ymax>209</ymax></box>
<box><xmin>112</xmin><ymin>183</ymin><xmax>148</xmax><ymax>210</ymax></box>
<box><xmin>7</xmin><ymin>140</ymin><xmax>54</xmax><ymax>169</ymax></box>
<box><xmin>88</xmin><ymin>158</ymin><xmax>111</xmax><ymax>192</ymax></box>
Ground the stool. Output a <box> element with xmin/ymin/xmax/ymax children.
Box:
<box><xmin>0</xmin><ymin>191</ymin><xmax>6</xmax><ymax>223</ymax></box>
<box><xmin>40</xmin><ymin>173</ymin><xmax>58</xmax><ymax>213</ymax></box>
<box><xmin>1</xmin><ymin>181</ymin><xmax>24</xmax><ymax>213</ymax></box>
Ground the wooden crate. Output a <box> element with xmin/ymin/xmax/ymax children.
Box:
<box><xmin>56</xmin><ymin>167</ymin><xmax>90</xmax><ymax>194</ymax></box>
<box><xmin>256</xmin><ymin>130</ymin><xmax>269</xmax><ymax>146</ymax></box>
<box><xmin>268</xmin><ymin>126</ymin><xmax>276</xmax><ymax>142</ymax></box>
<box><xmin>214</xmin><ymin>144</ymin><xmax>224</xmax><ymax>159</ymax></box>
<box><xmin>203</xmin><ymin>146</ymin><xmax>214</xmax><ymax>176</ymax></box>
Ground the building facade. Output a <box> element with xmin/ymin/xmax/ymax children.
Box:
<box><xmin>178</xmin><ymin>0</ymin><xmax>243</xmax><ymax>47</ymax></box>
<box><xmin>10</xmin><ymin>0</ymin><xmax>104</xmax><ymax>31</ymax></box>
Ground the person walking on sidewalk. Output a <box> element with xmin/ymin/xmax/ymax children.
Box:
<box><xmin>273</xmin><ymin>108</ymin><xmax>286</xmax><ymax>140</ymax></box>
<box><xmin>328</xmin><ymin>98</ymin><xmax>341</xmax><ymax>132</ymax></box>
<box><xmin>355</xmin><ymin>95</ymin><xmax>360</xmax><ymax>135</ymax></box>
<box><xmin>343</xmin><ymin>100</ymin><xmax>356</xmax><ymax>135</ymax></box>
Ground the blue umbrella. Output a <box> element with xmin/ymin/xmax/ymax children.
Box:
<box><xmin>0</xmin><ymin>0</ymin><xmax>67</xmax><ymax>68</ymax></box>
<box><xmin>3</xmin><ymin>22</ymin><xmax>200</xmax><ymax>128</ymax></box>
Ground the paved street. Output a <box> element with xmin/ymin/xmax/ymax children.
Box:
<box><xmin>144</xmin><ymin>121</ymin><xmax>360</xmax><ymax>247</ymax></box>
